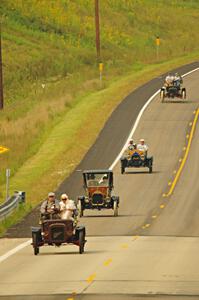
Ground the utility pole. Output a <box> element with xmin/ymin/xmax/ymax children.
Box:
<box><xmin>0</xmin><ymin>22</ymin><xmax>3</xmax><ymax>110</ymax></box>
<box><xmin>95</xmin><ymin>0</ymin><xmax>101</xmax><ymax>62</ymax></box>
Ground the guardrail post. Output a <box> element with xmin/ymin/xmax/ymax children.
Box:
<box><xmin>6</xmin><ymin>169</ymin><xmax>10</xmax><ymax>201</ymax></box>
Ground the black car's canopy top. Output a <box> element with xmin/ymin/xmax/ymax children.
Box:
<box><xmin>83</xmin><ymin>169</ymin><xmax>112</xmax><ymax>174</ymax></box>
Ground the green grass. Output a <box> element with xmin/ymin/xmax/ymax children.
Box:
<box><xmin>0</xmin><ymin>0</ymin><xmax>199</xmax><ymax>234</ymax></box>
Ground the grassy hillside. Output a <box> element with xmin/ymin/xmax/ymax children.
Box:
<box><xmin>0</xmin><ymin>0</ymin><xmax>199</xmax><ymax>232</ymax></box>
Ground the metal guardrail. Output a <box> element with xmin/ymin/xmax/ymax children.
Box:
<box><xmin>0</xmin><ymin>191</ymin><xmax>25</xmax><ymax>221</ymax></box>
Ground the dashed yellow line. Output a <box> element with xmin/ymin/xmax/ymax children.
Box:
<box><xmin>152</xmin><ymin>215</ymin><xmax>157</xmax><ymax>219</ymax></box>
<box><xmin>103</xmin><ymin>258</ymin><xmax>112</xmax><ymax>266</ymax></box>
<box><xmin>166</xmin><ymin>108</ymin><xmax>199</xmax><ymax>197</ymax></box>
<box><xmin>121</xmin><ymin>243</ymin><xmax>128</xmax><ymax>249</ymax></box>
<box><xmin>160</xmin><ymin>204</ymin><xmax>165</xmax><ymax>209</ymax></box>
<box><xmin>86</xmin><ymin>273</ymin><xmax>96</xmax><ymax>283</ymax></box>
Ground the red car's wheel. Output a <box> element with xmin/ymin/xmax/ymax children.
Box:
<box><xmin>79</xmin><ymin>231</ymin><xmax>85</xmax><ymax>254</ymax></box>
<box><xmin>32</xmin><ymin>233</ymin><xmax>39</xmax><ymax>255</ymax></box>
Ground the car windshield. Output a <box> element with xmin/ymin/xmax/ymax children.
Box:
<box><xmin>85</xmin><ymin>173</ymin><xmax>109</xmax><ymax>187</ymax></box>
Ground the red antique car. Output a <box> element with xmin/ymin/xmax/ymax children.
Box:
<box><xmin>31</xmin><ymin>217</ymin><xmax>86</xmax><ymax>255</ymax></box>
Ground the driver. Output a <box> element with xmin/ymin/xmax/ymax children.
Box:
<box><xmin>128</xmin><ymin>139</ymin><xmax>136</xmax><ymax>150</ymax></box>
<box><xmin>40</xmin><ymin>192</ymin><xmax>60</xmax><ymax>221</ymax></box>
<box><xmin>164</xmin><ymin>73</ymin><xmax>174</xmax><ymax>88</ymax></box>
<box><xmin>137</xmin><ymin>139</ymin><xmax>148</xmax><ymax>154</ymax></box>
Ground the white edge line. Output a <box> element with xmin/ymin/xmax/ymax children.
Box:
<box><xmin>109</xmin><ymin>66</ymin><xmax>199</xmax><ymax>170</ymax></box>
<box><xmin>1</xmin><ymin>66</ymin><xmax>199</xmax><ymax>264</ymax></box>
<box><xmin>0</xmin><ymin>239</ymin><xmax>31</xmax><ymax>263</ymax></box>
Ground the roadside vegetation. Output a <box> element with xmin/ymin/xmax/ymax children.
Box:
<box><xmin>0</xmin><ymin>0</ymin><xmax>199</xmax><ymax>234</ymax></box>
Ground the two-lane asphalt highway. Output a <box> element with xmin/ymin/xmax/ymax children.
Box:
<box><xmin>0</xmin><ymin>65</ymin><xmax>199</xmax><ymax>299</ymax></box>
<box><xmin>76</xmin><ymin>67</ymin><xmax>199</xmax><ymax>237</ymax></box>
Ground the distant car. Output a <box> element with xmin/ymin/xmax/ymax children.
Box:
<box><xmin>77</xmin><ymin>170</ymin><xmax>119</xmax><ymax>217</ymax></box>
<box><xmin>160</xmin><ymin>82</ymin><xmax>186</xmax><ymax>102</ymax></box>
<box><xmin>120</xmin><ymin>149</ymin><xmax>153</xmax><ymax>174</ymax></box>
<box><xmin>31</xmin><ymin>218</ymin><xmax>86</xmax><ymax>255</ymax></box>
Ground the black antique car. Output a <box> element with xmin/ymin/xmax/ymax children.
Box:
<box><xmin>31</xmin><ymin>217</ymin><xmax>86</xmax><ymax>255</ymax></box>
<box><xmin>77</xmin><ymin>170</ymin><xmax>119</xmax><ymax>217</ymax></box>
<box><xmin>160</xmin><ymin>82</ymin><xmax>186</xmax><ymax>102</ymax></box>
<box><xmin>120</xmin><ymin>149</ymin><xmax>153</xmax><ymax>174</ymax></box>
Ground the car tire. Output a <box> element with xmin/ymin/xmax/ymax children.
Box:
<box><xmin>113</xmin><ymin>200</ymin><xmax>118</xmax><ymax>217</ymax></box>
<box><xmin>77</xmin><ymin>200</ymin><xmax>84</xmax><ymax>217</ymax></box>
<box><xmin>79</xmin><ymin>230</ymin><xmax>85</xmax><ymax>254</ymax></box>
<box><xmin>121</xmin><ymin>162</ymin><xmax>125</xmax><ymax>174</ymax></box>
<box><xmin>160</xmin><ymin>90</ymin><xmax>165</xmax><ymax>103</ymax></box>
<box><xmin>32</xmin><ymin>233</ymin><xmax>39</xmax><ymax>255</ymax></box>
<box><xmin>182</xmin><ymin>89</ymin><xmax>186</xmax><ymax>100</ymax></box>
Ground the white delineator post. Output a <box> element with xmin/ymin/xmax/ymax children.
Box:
<box><xmin>6</xmin><ymin>168</ymin><xmax>10</xmax><ymax>201</ymax></box>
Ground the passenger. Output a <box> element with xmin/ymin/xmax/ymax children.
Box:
<box><xmin>137</xmin><ymin>139</ymin><xmax>148</xmax><ymax>155</ymax></box>
<box><xmin>40</xmin><ymin>192</ymin><xmax>60</xmax><ymax>221</ymax></box>
<box><xmin>165</xmin><ymin>73</ymin><xmax>174</xmax><ymax>87</ymax></box>
<box><xmin>59</xmin><ymin>193</ymin><xmax>78</xmax><ymax>222</ymax></box>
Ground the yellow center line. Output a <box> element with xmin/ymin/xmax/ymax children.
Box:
<box><xmin>86</xmin><ymin>273</ymin><xmax>96</xmax><ymax>283</ymax></box>
<box><xmin>121</xmin><ymin>243</ymin><xmax>128</xmax><ymax>249</ymax></box>
<box><xmin>145</xmin><ymin>223</ymin><xmax>150</xmax><ymax>228</ymax></box>
<box><xmin>160</xmin><ymin>204</ymin><xmax>165</xmax><ymax>209</ymax></box>
<box><xmin>166</xmin><ymin>108</ymin><xmax>199</xmax><ymax>197</ymax></box>
<box><xmin>103</xmin><ymin>258</ymin><xmax>112</xmax><ymax>266</ymax></box>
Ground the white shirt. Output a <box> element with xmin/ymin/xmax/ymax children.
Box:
<box><xmin>60</xmin><ymin>200</ymin><xmax>76</xmax><ymax>220</ymax></box>
<box><xmin>165</xmin><ymin>75</ymin><xmax>174</xmax><ymax>85</ymax></box>
<box><xmin>137</xmin><ymin>143</ymin><xmax>148</xmax><ymax>152</ymax></box>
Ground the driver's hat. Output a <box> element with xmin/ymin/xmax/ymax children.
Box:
<box><xmin>140</xmin><ymin>138</ymin><xmax>145</xmax><ymax>142</ymax></box>
<box><xmin>48</xmin><ymin>192</ymin><xmax>55</xmax><ymax>197</ymax></box>
<box><xmin>61</xmin><ymin>193</ymin><xmax>68</xmax><ymax>200</ymax></box>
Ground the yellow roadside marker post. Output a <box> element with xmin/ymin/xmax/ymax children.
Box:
<box><xmin>156</xmin><ymin>36</ymin><xmax>160</xmax><ymax>61</ymax></box>
<box><xmin>99</xmin><ymin>62</ymin><xmax>103</xmax><ymax>88</ymax></box>
<box><xmin>0</xmin><ymin>146</ymin><xmax>9</xmax><ymax>154</ymax></box>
